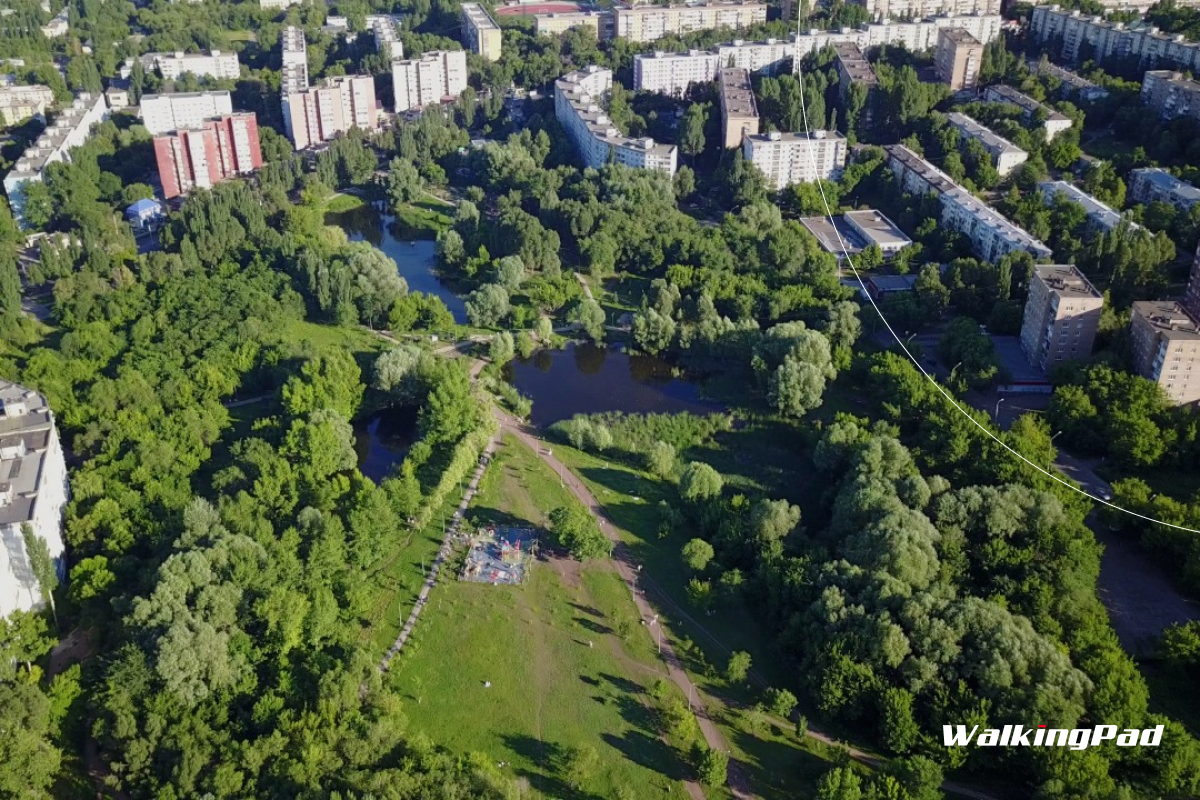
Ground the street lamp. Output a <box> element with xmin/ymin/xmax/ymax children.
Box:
<box><xmin>1049</xmin><ymin>430</ymin><xmax>1064</xmax><ymax>470</ymax></box>
<box><xmin>995</xmin><ymin>397</ymin><xmax>1005</xmax><ymax>421</ymax></box>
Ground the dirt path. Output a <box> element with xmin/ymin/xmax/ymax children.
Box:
<box><xmin>492</xmin><ymin>407</ymin><xmax>751</xmax><ymax>800</ymax></box>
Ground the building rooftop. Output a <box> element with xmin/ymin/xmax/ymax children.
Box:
<box><xmin>833</xmin><ymin>42</ymin><xmax>877</xmax><ymax>87</ymax></box>
<box><xmin>718</xmin><ymin>68</ymin><xmax>757</xmax><ymax>117</ymax></box>
<box><xmin>946</xmin><ymin>112</ymin><xmax>1026</xmax><ymax>157</ymax></box>
<box><xmin>939</xmin><ymin>27</ymin><xmax>981</xmax><ymax>45</ymax></box>
<box><xmin>282</xmin><ymin>25</ymin><xmax>306</xmax><ymax>51</ymax></box>
<box><xmin>0</xmin><ymin>380</ymin><xmax>53</xmax><ymax>527</ymax></box>
<box><xmin>638</xmin><ymin>49</ymin><xmax>715</xmax><ymax>60</ymax></box>
<box><xmin>867</xmin><ymin>274</ymin><xmax>919</xmax><ymax>292</ymax></box>
<box><xmin>615</xmin><ymin>0</ymin><xmax>766</xmax><ymax>10</ymax></box>
<box><xmin>1035</xmin><ymin>264</ymin><xmax>1102</xmax><ymax>300</ymax></box>
<box><xmin>746</xmin><ymin>130</ymin><xmax>845</xmax><ymax>144</ymax></box>
<box><xmin>985</xmin><ymin>84</ymin><xmax>1069</xmax><ymax>122</ymax></box>
<box><xmin>1038</xmin><ymin>180</ymin><xmax>1127</xmax><ymax>229</ymax></box>
<box><xmin>7</xmin><ymin>93</ymin><xmax>103</xmax><ymax>178</ymax></box>
<box><xmin>462</xmin><ymin>2</ymin><xmax>500</xmax><ymax>29</ymax></box>
<box><xmin>800</xmin><ymin>215</ymin><xmax>863</xmax><ymax>256</ymax></box>
<box><xmin>140</xmin><ymin>90</ymin><xmax>232</xmax><ymax>103</ymax></box>
<box><xmin>1132</xmin><ymin>168</ymin><xmax>1200</xmax><ymax>203</ymax></box>
<box><xmin>1133</xmin><ymin>300</ymin><xmax>1200</xmax><ymax>340</ymax></box>
<box><xmin>1034</xmin><ymin>59</ymin><xmax>1104</xmax><ymax>93</ymax></box>
<box><xmin>844</xmin><ymin>209</ymin><xmax>911</xmax><ymax>248</ymax></box>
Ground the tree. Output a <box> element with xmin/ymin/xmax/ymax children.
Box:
<box><xmin>489</xmin><ymin>331</ymin><xmax>515</xmax><ymax>364</ymax></box>
<box><xmin>679</xmin><ymin>462</ymin><xmax>723</xmax><ymax>502</ymax></box>
<box><xmin>494</xmin><ymin>256</ymin><xmax>526</xmax><ymax>291</ymax></box>
<box><xmin>20</xmin><ymin>524</ymin><xmax>57</xmax><ymax>627</ymax></box>
<box><xmin>695</xmin><ymin>745</ymin><xmax>728</xmax><ymax>787</ymax></box>
<box><xmin>465</xmin><ymin>283</ymin><xmax>511</xmax><ymax>328</ymax></box>
<box><xmin>282</xmin><ymin>351</ymin><xmax>365</xmax><ymax>420</ymax></box>
<box><xmin>769</xmin><ymin>355</ymin><xmax>828</xmax><ymax>417</ymax></box>
<box><xmin>726</xmin><ymin>651</ymin><xmax>752</xmax><ymax>683</ymax></box>
<box><xmin>764</xmin><ymin>687</ymin><xmax>797</xmax><ymax>719</ymax></box>
<box><xmin>373</xmin><ymin>346</ymin><xmax>425</xmax><ymax>405</ymax></box>
<box><xmin>569</xmin><ymin>298</ymin><xmax>606</xmax><ymax>342</ymax></box>
<box><xmin>0</xmin><ymin>253</ymin><xmax>19</xmax><ymax>325</ymax></box>
<box><xmin>682</xmin><ymin>538</ymin><xmax>715</xmax><ymax>573</ymax></box>
<box><xmin>816</xmin><ymin>766</ymin><xmax>863</xmax><ymax>800</ymax></box>
<box><xmin>681</xmin><ymin>103</ymin><xmax>707</xmax><ymax>159</ymax></box>
<box><xmin>549</xmin><ymin>505</ymin><xmax>612</xmax><ymax>561</ymax></box>
<box><xmin>879</xmin><ymin>687</ymin><xmax>919</xmax><ymax>754</ymax></box>
<box><xmin>674</xmin><ymin>165</ymin><xmax>697</xmax><ymax>199</ymax></box>
<box><xmin>646</xmin><ymin>440</ymin><xmax>677</xmax><ymax>480</ymax></box>
<box><xmin>686</xmin><ymin>578</ymin><xmax>713</xmax><ymax>611</ymax></box>
<box><xmin>564</xmin><ymin>745</ymin><xmax>600</xmax><ymax>789</ymax></box>
<box><xmin>387</xmin><ymin>157</ymin><xmax>423</xmax><ymax>208</ymax></box>
<box><xmin>632</xmin><ymin>307</ymin><xmax>675</xmax><ymax>354</ymax></box>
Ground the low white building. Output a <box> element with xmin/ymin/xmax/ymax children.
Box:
<box><xmin>127</xmin><ymin>50</ymin><xmax>241</xmax><ymax>82</ymax></box>
<box><xmin>4</xmin><ymin>93</ymin><xmax>108</xmax><ymax>225</ymax></box>
<box><xmin>946</xmin><ymin>111</ymin><xmax>1028</xmax><ymax>176</ymax></box>
<box><xmin>633</xmin><ymin>50</ymin><xmax>721</xmax><ymax>96</ymax></box>
<box><xmin>139</xmin><ymin>90</ymin><xmax>233</xmax><ymax>135</ymax></box>
<box><xmin>554</xmin><ymin>66</ymin><xmax>677</xmax><ymax>175</ymax></box>
<box><xmin>392</xmin><ymin>50</ymin><xmax>467</xmax><ymax>112</ymax></box>
<box><xmin>0</xmin><ymin>380</ymin><xmax>69</xmax><ymax>621</ymax></box>
<box><xmin>742</xmin><ymin>130</ymin><xmax>847</xmax><ymax>191</ymax></box>
<box><xmin>40</xmin><ymin>6</ymin><xmax>68</xmax><ymax>38</ymax></box>
<box><xmin>982</xmin><ymin>84</ymin><xmax>1072</xmax><ymax>142</ymax></box>
<box><xmin>1129</xmin><ymin>168</ymin><xmax>1200</xmax><ymax>211</ymax></box>
<box><xmin>1039</xmin><ymin>180</ymin><xmax>1131</xmax><ymax>233</ymax></box>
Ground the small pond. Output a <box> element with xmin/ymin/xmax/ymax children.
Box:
<box><xmin>326</xmin><ymin>203</ymin><xmax>468</xmax><ymax>324</ymax></box>
<box><xmin>505</xmin><ymin>342</ymin><xmax>724</xmax><ymax>427</ymax></box>
<box><xmin>353</xmin><ymin>407</ymin><xmax>419</xmax><ymax>484</ymax></box>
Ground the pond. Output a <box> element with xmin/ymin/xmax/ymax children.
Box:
<box><xmin>353</xmin><ymin>406</ymin><xmax>419</xmax><ymax>484</ymax></box>
<box><xmin>326</xmin><ymin>203</ymin><xmax>468</xmax><ymax>324</ymax></box>
<box><xmin>505</xmin><ymin>342</ymin><xmax>724</xmax><ymax>427</ymax></box>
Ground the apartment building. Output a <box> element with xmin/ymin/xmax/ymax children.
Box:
<box><xmin>461</xmin><ymin>3</ymin><xmax>502</xmax><ymax>61</ymax></box>
<box><xmin>1141</xmin><ymin>70</ymin><xmax>1200</xmax><ymax>122</ymax></box>
<box><xmin>154</xmin><ymin>113</ymin><xmax>263</xmax><ymax>199</ymax></box>
<box><xmin>0</xmin><ymin>84</ymin><xmax>55</xmax><ymax>125</ymax></box>
<box><xmin>634</xmin><ymin>50</ymin><xmax>721</xmax><ymax>96</ymax></box>
<box><xmin>935</xmin><ymin>27</ymin><xmax>983</xmax><ymax>91</ymax></box>
<box><xmin>847</xmin><ymin>0</ymin><xmax>1000</xmax><ymax>22</ymax></box>
<box><xmin>790</xmin><ymin>13</ymin><xmax>1002</xmax><ymax>63</ymax></box>
<box><xmin>4</xmin><ymin>93</ymin><xmax>108</xmax><ymax>224</ymax></box>
<box><xmin>717</xmin><ymin>37</ymin><xmax>796</xmax><ymax>75</ymax></box>
<box><xmin>282</xmin><ymin>25</ymin><xmax>308</xmax><ymax>84</ymax></box>
<box><xmin>1033</xmin><ymin>59</ymin><xmax>1109</xmax><ymax>102</ymax></box>
<box><xmin>284</xmin><ymin>75</ymin><xmax>378</xmax><ymax>150</ymax></box>
<box><xmin>718</xmin><ymin>67</ymin><xmax>759</xmax><ymax>148</ymax></box>
<box><xmin>140</xmin><ymin>91</ymin><xmax>234</xmax><ymax>135</ymax></box>
<box><xmin>613</xmin><ymin>1</ymin><xmax>767</xmax><ymax>43</ymax></box>
<box><xmin>135</xmin><ymin>50</ymin><xmax>241</xmax><ymax>81</ymax></box>
<box><xmin>367</xmin><ymin>14</ymin><xmax>405</xmax><ymax>60</ymax></box>
<box><xmin>1185</xmin><ymin>242</ymin><xmax>1200</xmax><ymax>320</ymax></box>
<box><xmin>260</xmin><ymin>0</ymin><xmax>303</xmax><ymax>9</ymax></box>
<box><xmin>982</xmin><ymin>84</ymin><xmax>1073</xmax><ymax>141</ymax></box>
<box><xmin>535</xmin><ymin>11</ymin><xmax>613</xmax><ymax>38</ymax></box>
<box><xmin>1019</xmin><ymin>265</ymin><xmax>1103</xmax><ymax>372</ymax></box>
<box><xmin>40</xmin><ymin>6</ymin><xmax>68</xmax><ymax>38</ymax></box>
<box><xmin>1129</xmin><ymin>167</ymin><xmax>1200</xmax><ymax>211</ymax></box>
<box><xmin>886</xmin><ymin>144</ymin><xmax>1052</xmax><ymax>262</ymax></box>
<box><xmin>834</xmin><ymin>42</ymin><xmax>877</xmax><ymax>94</ymax></box>
<box><xmin>392</xmin><ymin>50</ymin><xmax>468</xmax><ymax>112</ymax></box>
<box><xmin>1030</xmin><ymin>5</ymin><xmax>1200</xmax><ymax>73</ymax></box>
<box><xmin>1039</xmin><ymin>180</ymin><xmax>1131</xmax><ymax>233</ymax></box>
<box><xmin>946</xmin><ymin>112</ymin><xmax>1027</xmax><ymax>176</ymax></box>
<box><xmin>743</xmin><ymin>130</ymin><xmax>847</xmax><ymax>190</ymax></box>
<box><xmin>554</xmin><ymin>66</ymin><xmax>677</xmax><ymax>175</ymax></box>
<box><xmin>0</xmin><ymin>380</ymin><xmax>68</xmax><ymax>620</ymax></box>
<box><xmin>1130</xmin><ymin>301</ymin><xmax>1200</xmax><ymax>405</ymax></box>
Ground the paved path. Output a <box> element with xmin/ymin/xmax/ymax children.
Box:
<box><xmin>491</xmin><ymin>407</ymin><xmax>752</xmax><ymax>800</ymax></box>
<box><xmin>378</xmin><ymin>435</ymin><xmax>497</xmax><ymax>672</ymax></box>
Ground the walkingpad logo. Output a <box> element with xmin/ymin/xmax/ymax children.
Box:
<box><xmin>943</xmin><ymin>725</ymin><xmax>1165</xmax><ymax>751</ymax></box>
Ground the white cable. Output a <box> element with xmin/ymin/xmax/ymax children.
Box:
<box><xmin>789</xmin><ymin>27</ymin><xmax>1200</xmax><ymax>534</ymax></box>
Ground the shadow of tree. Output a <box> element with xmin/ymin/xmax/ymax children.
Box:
<box><xmin>601</xmin><ymin>730</ymin><xmax>689</xmax><ymax>782</ymax></box>
<box><xmin>498</xmin><ymin>734</ymin><xmax>609</xmax><ymax>800</ymax></box>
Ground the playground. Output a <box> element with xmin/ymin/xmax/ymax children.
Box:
<box><xmin>461</xmin><ymin>525</ymin><xmax>538</xmax><ymax>585</ymax></box>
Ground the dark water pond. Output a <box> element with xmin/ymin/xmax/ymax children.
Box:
<box><xmin>505</xmin><ymin>342</ymin><xmax>723</xmax><ymax>427</ymax></box>
<box><xmin>353</xmin><ymin>407</ymin><xmax>418</xmax><ymax>484</ymax></box>
<box><xmin>326</xmin><ymin>204</ymin><xmax>468</xmax><ymax>324</ymax></box>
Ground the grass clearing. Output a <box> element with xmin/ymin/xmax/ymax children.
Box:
<box><xmin>395</xmin><ymin>198</ymin><xmax>454</xmax><ymax>236</ymax></box>
<box><xmin>326</xmin><ymin>193</ymin><xmax>367</xmax><ymax>213</ymax></box>
<box><xmin>389</xmin><ymin>434</ymin><xmax>693</xmax><ymax>798</ymax></box>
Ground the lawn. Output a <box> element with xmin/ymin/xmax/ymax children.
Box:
<box><xmin>388</xmin><ymin>434</ymin><xmax>695</xmax><ymax>799</ymax></box>
<box><xmin>394</xmin><ymin>198</ymin><xmax>454</xmax><ymax>237</ymax></box>
<box><xmin>546</xmin><ymin>443</ymin><xmax>852</xmax><ymax>800</ymax></box>
<box><xmin>326</xmin><ymin>193</ymin><xmax>366</xmax><ymax>213</ymax></box>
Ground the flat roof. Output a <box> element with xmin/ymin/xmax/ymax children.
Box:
<box><xmin>867</xmin><ymin>274</ymin><xmax>918</xmax><ymax>292</ymax></box>
<box><xmin>1132</xmin><ymin>168</ymin><xmax>1200</xmax><ymax>202</ymax></box>
<box><xmin>834</xmin><ymin>42</ymin><xmax>877</xmax><ymax>86</ymax></box>
<box><xmin>718</xmin><ymin>67</ymin><xmax>757</xmax><ymax>118</ymax></box>
<box><xmin>556</xmin><ymin>67</ymin><xmax>677</xmax><ymax>158</ymax></box>
<box><xmin>1035</xmin><ymin>264</ymin><xmax>1102</xmax><ymax>300</ymax></box>
<box><xmin>1038</xmin><ymin>181</ymin><xmax>1126</xmax><ymax>229</ymax></box>
<box><xmin>844</xmin><ymin>209</ymin><xmax>911</xmax><ymax>247</ymax></box>
<box><xmin>985</xmin><ymin>84</ymin><xmax>1069</xmax><ymax>122</ymax></box>
<box><xmin>947</xmin><ymin>111</ymin><xmax>1026</xmax><ymax>157</ymax></box>
<box><xmin>939</xmin><ymin>26</ymin><xmax>981</xmax><ymax>44</ymax></box>
<box><xmin>461</xmin><ymin>2</ymin><xmax>500</xmax><ymax>29</ymax></box>
<box><xmin>800</xmin><ymin>215</ymin><xmax>864</xmax><ymax>255</ymax></box>
<box><xmin>1133</xmin><ymin>301</ymin><xmax>1200</xmax><ymax>340</ymax></box>
<box><xmin>745</xmin><ymin>130</ymin><xmax>845</xmax><ymax>144</ymax></box>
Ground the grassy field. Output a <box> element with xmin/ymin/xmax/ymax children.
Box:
<box><xmin>388</xmin><ymin>434</ymin><xmax>695</xmax><ymax>799</ymax></box>
<box><xmin>326</xmin><ymin>193</ymin><xmax>367</xmax><ymax>213</ymax></box>
<box><xmin>546</xmin><ymin>442</ymin><xmax>849</xmax><ymax>799</ymax></box>
<box><xmin>395</xmin><ymin>198</ymin><xmax>454</xmax><ymax>237</ymax></box>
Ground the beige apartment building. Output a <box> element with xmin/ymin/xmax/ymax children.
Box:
<box><xmin>718</xmin><ymin>67</ymin><xmax>759</xmax><ymax>149</ymax></box>
<box><xmin>1019</xmin><ymin>265</ymin><xmax>1104</xmax><ymax>372</ymax></box>
<box><xmin>935</xmin><ymin>27</ymin><xmax>983</xmax><ymax>91</ymax></box>
<box><xmin>1131</xmin><ymin>301</ymin><xmax>1200</xmax><ymax>405</ymax></box>
<box><xmin>461</xmin><ymin>3</ymin><xmax>502</xmax><ymax>61</ymax></box>
<box><xmin>848</xmin><ymin>0</ymin><xmax>1000</xmax><ymax>21</ymax></box>
<box><xmin>284</xmin><ymin>75</ymin><xmax>377</xmax><ymax>150</ymax></box>
<box><xmin>0</xmin><ymin>84</ymin><xmax>55</xmax><ymax>126</ymax></box>
<box><xmin>613</xmin><ymin>1</ymin><xmax>767</xmax><ymax>43</ymax></box>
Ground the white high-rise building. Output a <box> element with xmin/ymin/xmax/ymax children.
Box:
<box><xmin>1031</xmin><ymin>5</ymin><xmax>1200</xmax><ymax>71</ymax></box>
<box><xmin>461</xmin><ymin>3</ymin><xmax>502</xmax><ymax>61</ymax></box>
<box><xmin>284</xmin><ymin>75</ymin><xmax>378</xmax><ymax>150</ymax></box>
<box><xmin>790</xmin><ymin>14</ymin><xmax>1002</xmax><ymax>64</ymax></box>
<box><xmin>613</xmin><ymin>1</ymin><xmax>768</xmax><ymax>43</ymax></box>
<box><xmin>886</xmin><ymin>144</ymin><xmax>1052</xmax><ymax>263</ymax></box>
<box><xmin>743</xmin><ymin>130</ymin><xmax>847</xmax><ymax>190</ymax></box>
<box><xmin>716</xmin><ymin>37</ymin><xmax>796</xmax><ymax>75</ymax></box>
<box><xmin>139</xmin><ymin>91</ymin><xmax>234</xmax><ymax>135</ymax></box>
<box><xmin>392</xmin><ymin>50</ymin><xmax>468</xmax><ymax>112</ymax></box>
<box><xmin>4</xmin><ymin>93</ymin><xmax>108</xmax><ymax>225</ymax></box>
<box><xmin>847</xmin><ymin>0</ymin><xmax>1000</xmax><ymax>23</ymax></box>
<box><xmin>555</xmin><ymin>66</ymin><xmax>677</xmax><ymax>175</ymax></box>
<box><xmin>633</xmin><ymin>50</ymin><xmax>721</xmax><ymax>95</ymax></box>
<box><xmin>0</xmin><ymin>380</ymin><xmax>69</xmax><ymax>620</ymax></box>
<box><xmin>367</xmin><ymin>14</ymin><xmax>405</xmax><ymax>60</ymax></box>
